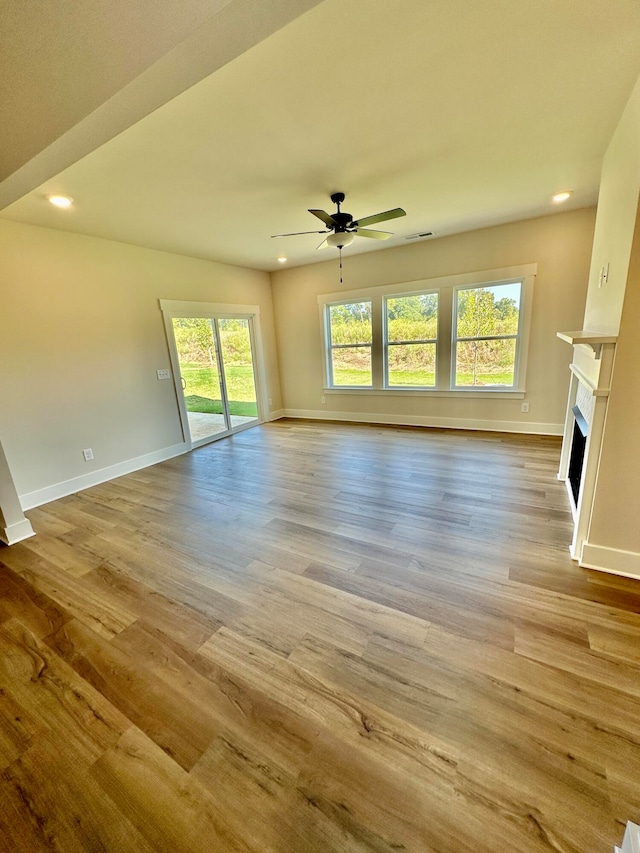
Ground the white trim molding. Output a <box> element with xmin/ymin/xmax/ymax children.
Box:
<box><xmin>317</xmin><ymin>264</ymin><xmax>538</xmax><ymax>305</ymax></box>
<box><xmin>0</xmin><ymin>438</ymin><xmax>36</xmax><ymax>544</ymax></box>
<box><xmin>265</xmin><ymin>409</ymin><xmax>285</xmax><ymax>421</ymax></box>
<box><xmin>159</xmin><ymin>299</ymin><xmax>261</xmax><ymax>318</ymax></box>
<box><xmin>1</xmin><ymin>517</ymin><xmax>36</xmax><ymax>546</ymax></box>
<box><xmin>580</xmin><ymin>542</ymin><xmax>640</xmax><ymax>580</ymax></box>
<box><xmin>19</xmin><ymin>442</ymin><xmax>187</xmax><ymax>511</ymax></box>
<box><xmin>615</xmin><ymin>820</ymin><xmax>640</xmax><ymax>853</ymax></box>
<box><xmin>283</xmin><ymin>408</ymin><xmax>562</xmax><ymax>436</ymax></box>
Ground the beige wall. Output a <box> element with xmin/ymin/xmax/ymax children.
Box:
<box><xmin>583</xmin><ymin>74</ymin><xmax>640</xmax><ymax>335</ymax></box>
<box><xmin>271</xmin><ymin>208</ymin><xmax>595</xmax><ymax>433</ymax></box>
<box><xmin>0</xmin><ymin>219</ymin><xmax>281</xmax><ymax>500</ymax></box>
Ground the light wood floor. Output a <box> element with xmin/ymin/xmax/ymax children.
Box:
<box><xmin>1</xmin><ymin>420</ymin><xmax>640</xmax><ymax>852</ymax></box>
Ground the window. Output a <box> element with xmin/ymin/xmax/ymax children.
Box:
<box><xmin>327</xmin><ymin>301</ymin><xmax>372</xmax><ymax>387</ymax></box>
<box><xmin>453</xmin><ymin>282</ymin><xmax>522</xmax><ymax>388</ymax></box>
<box><xmin>320</xmin><ymin>265</ymin><xmax>534</xmax><ymax>395</ymax></box>
<box><xmin>385</xmin><ymin>293</ymin><xmax>438</xmax><ymax>388</ymax></box>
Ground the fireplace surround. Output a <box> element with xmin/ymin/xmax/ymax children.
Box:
<box><xmin>557</xmin><ymin>331</ymin><xmax>617</xmax><ymax>562</ymax></box>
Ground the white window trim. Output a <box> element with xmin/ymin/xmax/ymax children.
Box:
<box><xmin>318</xmin><ymin>264</ymin><xmax>536</xmax><ymax>396</ymax></box>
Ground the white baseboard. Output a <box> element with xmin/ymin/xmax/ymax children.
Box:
<box><xmin>580</xmin><ymin>542</ymin><xmax>640</xmax><ymax>580</ymax></box>
<box><xmin>282</xmin><ymin>408</ymin><xmax>563</xmax><ymax>436</ymax></box>
<box><xmin>19</xmin><ymin>442</ymin><xmax>188</xmax><ymax>511</ymax></box>
<box><xmin>1</xmin><ymin>517</ymin><xmax>36</xmax><ymax>546</ymax></box>
<box><xmin>265</xmin><ymin>409</ymin><xmax>285</xmax><ymax>421</ymax></box>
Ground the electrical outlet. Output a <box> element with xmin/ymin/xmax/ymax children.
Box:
<box><xmin>268</xmin><ymin>397</ymin><xmax>272</xmax><ymax>407</ymax></box>
<box><xmin>321</xmin><ymin>396</ymin><xmax>326</xmax><ymax>404</ymax></box>
<box><xmin>157</xmin><ymin>369</ymin><xmax>171</xmax><ymax>380</ymax></box>
<box><xmin>521</xmin><ymin>402</ymin><xmax>530</xmax><ymax>413</ymax></box>
<box><xmin>82</xmin><ymin>448</ymin><xmax>94</xmax><ymax>461</ymax></box>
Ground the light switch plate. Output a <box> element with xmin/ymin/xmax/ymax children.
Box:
<box><xmin>157</xmin><ymin>369</ymin><xmax>171</xmax><ymax>380</ymax></box>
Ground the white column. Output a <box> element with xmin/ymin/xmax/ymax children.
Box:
<box><xmin>0</xmin><ymin>438</ymin><xmax>35</xmax><ymax>545</ymax></box>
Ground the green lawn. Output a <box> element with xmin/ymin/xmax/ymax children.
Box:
<box><xmin>181</xmin><ymin>364</ymin><xmax>258</xmax><ymax>417</ymax></box>
<box><xmin>332</xmin><ymin>368</ymin><xmax>513</xmax><ymax>386</ymax></box>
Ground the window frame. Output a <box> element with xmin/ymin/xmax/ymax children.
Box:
<box><xmin>451</xmin><ymin>279</ymin><xmax>525</xmax><ymax>391</ymax></box>
<box><xmin>383</xmin><ymin>291</ymin><xmax>439</xmax><ymax>389</ymax></box>
<box><xmin>325</xmin><ymin>299</ymin><xmax>374</xmax><ymax>389</ymax></box>
<box><xmin>318</xmin><ymin>264</ymin><xmax>535</xmax><ymax>397</ymax></box>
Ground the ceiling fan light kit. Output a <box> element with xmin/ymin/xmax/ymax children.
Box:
<box><xmin>326</xmin><ymin>231</ymin><xmax>355</xmax><ymax>248</ymax></box>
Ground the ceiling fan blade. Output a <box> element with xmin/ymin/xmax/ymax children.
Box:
<box><xmin>316</xmin><ymin>238</ymin><xmax>329</xmax><ymax>250</ymax></box>
<box><xmin>354</xmin><ymin>228</ymin><xmax>392</xmax><ymax>240</ymax></box>
<box><xmin>271</xmin><ymin>229</ymin><xmax>328</xmax><ymax>238</ymax></box>
<box><xmin>351</xmin><ymin>207</ymin><xmax>406</xmax><ymax>228</ymax></box>
<box><xmin>309</xmin><ymin>209</ymin><xmax>338</xmax><ymax>227</ymax></box>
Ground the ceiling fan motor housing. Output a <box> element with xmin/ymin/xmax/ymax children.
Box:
<box><xmin>332</xmin><ymin>212</ymin><xmax>353</xmax><ymax>231</ymax></box>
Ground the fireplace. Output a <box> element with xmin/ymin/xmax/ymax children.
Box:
<box><xmin>567</xmin><ymin>406</ymin><xmax>587</xmax><ymax>505</ymax></box>
<box><xmin>557</xmin><ymin>331</ymin><xmax>617</xmax><ymax>562</ymax></box>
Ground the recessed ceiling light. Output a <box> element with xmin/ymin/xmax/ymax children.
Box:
<box><xmin>552</xmin><ymin>191</ymin><xmax>573</xmax><ymax>204</ymax></box>
<box><xmin>277</xmin><ymin>257</ymin><xmax>287</xmax><ymax>263</ymax></box>
<box><xmin>47</xmin><ymin>194</ymin><xmax>73</xmax><ymax>208</ymax></box>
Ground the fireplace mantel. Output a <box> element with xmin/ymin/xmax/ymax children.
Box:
<box><xmin>557</xmin><ymin>330</ymin><xmax>618</xmax><ymax>359</ymax></box>
<box><xmin>557</xmin><ymin>331</ymin><xmax>617</xmax><ymax>562</ymax></box>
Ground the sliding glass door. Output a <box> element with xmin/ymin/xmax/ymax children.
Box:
<box><xmin>217</xmin><ymin>318</ymin><xmax>259</xmax><ymax>431</ymax></box>
<box><xmin>166</xmin><ymin>309</ymin><xmax>261</xmax><ymax>447</ymax></box>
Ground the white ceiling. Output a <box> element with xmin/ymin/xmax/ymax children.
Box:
<box><xmin>2</xmin><ymin>0</ymin><xmax>640</xmax><ymax>272</ymax></box>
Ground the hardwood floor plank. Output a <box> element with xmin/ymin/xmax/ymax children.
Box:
<box><xmin>305</xmin><ymin>560</ymin><xmax>514</xmax><ymax>647</ymax></box>
<box><xmin>365</xmin><ymin>632</ymin><xmax>640</xmax><ymax>788</ymax></box>
<box><xmin>191</xmin><ymin>734</ymin><xmax>389</xmax><ymax>853</ymax></box>
<box><xmin>80</xmin><ymin>564</ymin><xmax>221</xmax><ymax>652</ymax></box>
<box><xmin>18</xmin><ymin>531</ymin><xmax>103</xmax><ymax>577</ymax></box>
<box><xmin>515</xmin><ymin>623</ymin><xmax>640</xmax><ymax>698</ymax></box>
<box><xmin>588</xmin><ymin>623</ymin><xmax>640</xmax><ymax>665</ymax></box>
<box><xmin>1</xmin><ymin>550</ymin><xmax>137</xmax><ymax>639</ymax></box>
<box><xmin>45</xmin><ymin>618</ymin><xmax>222</xmax><ymax>771</ymax></box>
<box><xmin>423</xmin><ymin>623</ymin><xmax>640</xmax><ymax>740</ymax></box>
<box><xmin>90</xmin><ymin>726</ymin><xmax>256</xmax><ymax>853</ymax></box>
<box><xmin>1</xmin><ymin>736</ymin><xmax>155</xmax><ymax>852</ymax></box>
<box><xmin>0</xmin><ymin>563</ymin><xmax>70</xmax><ymax>640</ymax></box>
<box><xmin>199</xmin><ymin>627</ymin><xmax>460</xmax><ymax>786</ymax></box>
<box><xmin>0</xmin><ymin>619</ymin><xmax>130</xmax><ymax>764</ymax></box>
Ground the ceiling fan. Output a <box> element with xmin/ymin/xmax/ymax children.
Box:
<box><xmin>271</xmin><ymin>192</ymin><xmax>406</xmax><ymax>249</ymax></box>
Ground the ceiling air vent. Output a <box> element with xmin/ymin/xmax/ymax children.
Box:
<box><xmin>405</xmin><ymin>231</ymin><xmax>434</xmax><ymax>240</ymax></box>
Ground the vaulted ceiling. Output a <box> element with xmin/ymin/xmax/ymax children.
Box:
<box><xmin>2</xmin><ymin>0</ymin><xmax>640</xmax><ymax>271</ymax></box>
